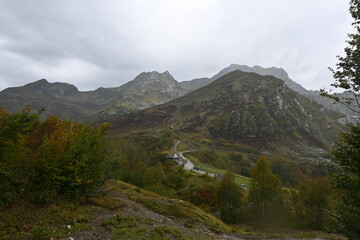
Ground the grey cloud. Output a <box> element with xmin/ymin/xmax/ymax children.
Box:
<box><xmin>0</xmin><ymin>0</ymin><xmax>354</xmax><ymax>91</ymax></box>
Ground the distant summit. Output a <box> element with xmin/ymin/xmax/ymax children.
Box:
<box><xmin>95</xmin><ymin>71</ymin><xmax>187</xmax><ymax>120</ymax></box>
<box><xmin>180</xmin><ymin>64</ymin><xmax>308</xmax><ymax>95</ymax></box>
<box><xmin>118</xmin><ymin>71</ymin><xmax>186</xmax><ymax>98</ymax></box>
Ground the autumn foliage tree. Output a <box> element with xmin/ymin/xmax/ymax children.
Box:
<box><xmin>0</xmin><ymin>107</ymin><xmax>109</xmax><ymax>207</ymax></box>
<box><xmin>29</xmin><ymin>116</ymin><xmax>109</xmax><ymax>202</ymax></box>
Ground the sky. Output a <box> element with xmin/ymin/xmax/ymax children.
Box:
<box><xmin>0</xmin><ymin>0</ymin><xmax>354</xmax><ymax>92</ymax></box>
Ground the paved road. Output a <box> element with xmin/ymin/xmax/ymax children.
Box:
<box><xmin>173</xmin><ymin>141</ymin><xmax>215</xmax><ymax>177</ymax></box>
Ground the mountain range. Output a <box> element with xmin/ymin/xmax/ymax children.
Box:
<box><xmin>0</xmin><ymin>64</ymin><xmax>353</xmax><ymax>123</ymax></box>
<box><xmin>0</xmin><ymin>71</ymin><xmax>187</xmax><ymax>122</ymax></box>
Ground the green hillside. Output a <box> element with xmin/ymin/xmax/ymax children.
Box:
<box><xmin>109</xmin><ymin>70</ymin><xmax>343</xmax><ymax>163</ymax></box>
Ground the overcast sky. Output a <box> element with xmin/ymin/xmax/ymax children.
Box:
<box><xmin>0</xmin><ymin>0</ymin><xmax>353</xmax><ymax>92</ymax></box>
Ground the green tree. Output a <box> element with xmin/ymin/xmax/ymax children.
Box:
<box><xmin>249</xmin><ymin>156</ymin><xmax>283</xmax><ymax>224</ymax></box>
<box><xmin>165</xmin><ymin>167</ymin><xmax>186</xmax><ymax>190</ymax></box>
<box><xmin>0</xmin><ymin>106</ymin><xmax>40</xmax><ymax>163</ymax></box>
<box><xmin>322</xmin><ymin>0</ymin><xmax>360</xmax><ymax>239</ymax></box>
<box><xmin>0</xmin><ymin>107</ymin><xmax>41</xmax><ymax>208</ymax></box>
<box><xmin>144</xmin><ymin>163</ymin><xmax>165</xmax><ymax>186</ymax></box>
<box><xmin>217</xmin><ymin>171</ymin><xmax>244</xmax><ymax>223</ymax></box>
<box><xmin>121</xmin><ymin>142</ymin><xmax>147</xmax><ymax>187</ymax></box>
<box><xmin>270</xmin><ymin>158</ymin><xmax>299</xmax><ymax>187</ymax></box>
<box><xmin>330</xmin><ymin>124</ymin><xmax>360</xmax><ymax>239</ymax></box>
<box><xmin>321</xmin><ymin>0</ymin><xmax>360</xmax><ymax>114</ymax></box>
<box><xmin>298</xmin><ymin>177</ymin><xmax>332</xmax><ymax>229</ymax></box>
<box><xmin>320</xmin><ymin>2</ymin><xmax>360</xmax><ymax>238</ymax></box>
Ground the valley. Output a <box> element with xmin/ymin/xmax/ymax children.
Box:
<box><xmin>0</xmin><ymin>65</ymin><xmax>356</xmax><ymax>240</ymax></box>
<box><xmin>2</xmin><ymin>0</ymin><xmax>360</xmax><ymax>238</ymax></box>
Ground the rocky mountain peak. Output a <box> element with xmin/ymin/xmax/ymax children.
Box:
<box><xmin>24</xmin><ymin>78</ymin><xmax>50</xmax><ymax>88</ymax></box>
<box><xmin>93</xmin><ymin>70</ymin><xmax>188</xmax><ymax>119</ymax></box>
<box><xmin>121</xmin><ymin>71</ymin><xmax>184</xmax><ymax>94</ymax></box>
<box><xmin>211</xmin><ymin>64</ymin><xmax>308</xmax><ymax>95</ymax></box>
<box><xmin>179</xmin><ymin>64</ymin><xmax>308</xmax><ymax>95</ymax></box>
<box><xmin>35</xmin><ymin>78</ymin><xmax>49</xmax><ymax>84</ymax></box>
<box><xmin>252</xmin><ymin>65</ymin><xmax>289</xmax><ymax>79</ymax></box>
<box><xmin>134</xmin><ymin>71</ymin><xmax>175</xmax><ymax>83</ymax></box>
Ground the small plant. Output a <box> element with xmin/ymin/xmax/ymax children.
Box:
<box><xmin>87</xmin><ymin>196</ymin><xmax>126</xmax><ymax>210</ymax></box>
<box><xmin>112</xmin><ymin>227</ymin><xmax>147</xmax><ymax>240</ymax></box>
<box><xmin>103</xmin><ymin>215</ymin><xmax>138</xmax><ymax>229</ymax></box>
<box><xmin>30</xmin><ymin>226</ymin><xmax>53</xmax><ymax>240</ymax></box>
<box><xmin>131</xmin><ymin>204</ymin><xmax>141</xmax><ymax>212</ymax></box>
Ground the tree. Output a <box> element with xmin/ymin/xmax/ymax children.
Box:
<box><xmin>270</xmin><ymin>158</ymin><xmax>299</xmax><ymax>187</ymax></box>
<box><xmin>321</xmin><ymin>0</ymin><xmax>360</xmax><ymax>114</ymax></box>
<box><xmin>0</xmin><ymin>107</ymin><xmax>41</xmax><ymax>208</ymax></box>
<box><xmin>165</xmin><ymin>166</ymin><xmax>186</xmax><ymax>190</ymax></box>
<box><xmin>330</xmin><ymin>124</ymin><xmax>360</xmax><ymax>239</ymax></box>
<box><xmin>144</xmin><ymin>163</ymin><xmax>165</xmax><ymax>186</ymax></box>
<box><xmin>30</xmin><ymin>116</ymin><xmax>110</xmax><ymax>202</ymax></box>
<box><xmin>0</xmin><ymin>107</ymin><xmax>110</xmax><ymax>207</ymax></box>
<box><xmin>320</xmin><ymin>1</ymin><xmax>360</xmax><ymax>238</ymax></box>
<box><xmin>217</xmin><ymin>171</ymin><xmax>244</xmax><ymax>223</ymax></box>
<box><xmin>298</xmin><ymin>177</ymin><xmax>332</xmax><ymax>229</ymax></box>
<box><xmin>0</xmin><ymin>106</ymin><xmax>40</xmax><ymax>163</ymax></box>
<box><xmin>249</xmin><ymin>156</ymin><xmax>283</xmax><ymax>224</ymax></box>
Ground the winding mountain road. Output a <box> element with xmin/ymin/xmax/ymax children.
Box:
<box><xmin>173</xmin><ymin>141</ymin><xmax>215</xmax><ymax>177</ymax></box>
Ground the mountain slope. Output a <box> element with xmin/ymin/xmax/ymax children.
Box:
<box><xmin>110</xmin><ymin>70</ymin><xmax>343</xmax><ymax>162</ymax></box>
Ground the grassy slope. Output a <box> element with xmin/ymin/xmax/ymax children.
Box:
<box><xmin>0</xmin><ymin>179</ymin><xmax>346</xmax><ymax>240</ymax></box>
